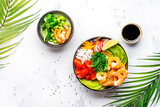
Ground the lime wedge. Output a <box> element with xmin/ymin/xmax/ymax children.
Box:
<box><xmin>102</xmin><ymin>39</ymin><xmax>119</xmax><ymax>51</ymax></box>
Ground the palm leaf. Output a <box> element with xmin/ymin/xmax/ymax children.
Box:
<box><xmin>0</xmin><ymin>0</ymin><xmax>39</xmax><ymax>67</ymax></box>
<box><xmin>105</xmin><ymin>54</ymin><xmax>160</xmax><ymax>107</ymax></box>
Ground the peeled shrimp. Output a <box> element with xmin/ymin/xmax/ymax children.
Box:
<box><xmin>110</xmin><ymin>72</ymin><xmax>123</xmax><ymax>86</ymax></box>
<box><xmin>96</xmin><ymin>72</ymin><xmax>107</xmax><ymax>81</ymax></box>
<box><xmin>63</xmin><ymin>24</ymin><xmax>71</xmax><ymax>41</ymax></box>
<box><xmin>96</xmin><ymin>72</ymin><xmax>113</xmax><ymax>86</ymax></box>
<box><xmin>117</xmin><ymin>64</ymin><xmax>128</xmax><ymax>80</ymax></box>
<box><xmin>108</xmin><ymin>57</ymin><xmax>121</xmax><ymax>69</ymax></box>
<box><xmin>54</xmin><ymin>28</ymin><xmax>65</xmax><ymax>44</ymax></box>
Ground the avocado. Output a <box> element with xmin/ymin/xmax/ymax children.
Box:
<box><xmin>115</xmin><ymin>45</ymin><xmax>123</xmax><ymax>60</ymax></box>
<box><xmin>106</xmin><ymin>50</ymin><xmax>113</xmax><ymax>57</ymax></box>
<box><xmin>79</xmin><ymin>79</ymin><xmax>105</xmax><ymax>90</ymax></box>
<box><xmin>116</xmin><ymin>45</ymin><xmax>127</xmax><ymax>64</ymax></box>
<box><xmin>106</xmin><ymin>45</ymin><xmax>127</xmax><ymax>65</ymax></box>
<box><xmin>108</xmin><ymin>45</ymin><xmax>120</xmax><ymax>59</ymax></box>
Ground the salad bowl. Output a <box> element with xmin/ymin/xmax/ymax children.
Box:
<box><xmin>37</xmin><ymin>10</ymin><xmax>74</xmax><ymax>48</ymax></box>
<box><xmin>73</xmin><ymin>37</ymin><xmax>128</xmax><ymax>91</ymax></box>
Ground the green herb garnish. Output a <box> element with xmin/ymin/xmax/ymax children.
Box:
<box><xmin>90</xmin><ymin>51</ymin><xmax>107</xmax><ymax>73</ymax></box>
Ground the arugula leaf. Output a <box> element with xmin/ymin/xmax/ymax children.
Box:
<box><xmin>41</xmin><ymin>22</ymin><xmax>50</xmax><ymax>30</ymax></box>
<box><xmin>41</xmin><ymin>28</ymin><xmax>48</xmax><ymax>41</ymax></box>
<box><xmin>49</xmin><ymin>20</ymin><xmax>58</xmax><ymax>27</ymax></box>
<box><xmin>44</xmin><ymin>14</ymin><xmax>54</xmax><ymax>22</ymax></box>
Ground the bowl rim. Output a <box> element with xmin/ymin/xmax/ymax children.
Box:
<box><xmin>37</xmin><ymin>10</ymin><xmax>74</xmax><ymax>48</ymax></box>
<box><xmin>73</xmin><ymin>36</ymin><xmax>128</xmax><ymax>92</ymax></box>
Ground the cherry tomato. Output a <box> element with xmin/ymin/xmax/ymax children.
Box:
<box><xmin>75</xmin><ymin>68</ymin><xmax>81</xmax><ymax>75</ymax></box>
<box><xmin>82</xmin><ymin>63</ymin><xmax>86</xmax><ymax>68</ymax></box>
<box><xmin>73</xmin><ymin>59</ymin><xmax>83</xmax><ymax>68</ymax></box>
<box><xmin>81</xmin><ymin>68</ymin><xmax>89</xmax><ymax>77</ymax></box>
<box><xmin>90</xmin><ymin>73</ymin><xmax>96</xmax><ymax>80</ymax></box>
<box><xmin>76</xmin><ymin>74</ymin><xmax>83</xmax><ymax>78</ymax></box>
<box><xmin>88</xmin><ymin>69</ymin><xmax>93</xmax><ymax>74</ymax></box>
<box><xmin>75</xmin><ymin>68</ymin><xmax>83</xmax><ymax>78</ymax></box>
<box><xmin>84</xmin><ymin>60</ymin><xmax>93</xmax><ymax>71</ymax></box>
<box><xmin>85</xmin><ymin>74</ymin><xmax>90</xmax><ymax>80</ymax></box>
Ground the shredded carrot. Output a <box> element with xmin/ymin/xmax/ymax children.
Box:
<box><xmin>81</xmin><ymin>41</ymin><xmax>95</xmax><ymax>49</ymax></box>
<box><xmin>81</xmin><ymin>37</ymin><xmax>102</xmax><ymax>50</ymax></box>
<box><xmin>94</xmin><ymin>37</ymin><xmax>101</xmax><ymax>45</ymax></box>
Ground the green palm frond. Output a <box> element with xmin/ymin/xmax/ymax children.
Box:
<box><xmin>104</xmin><ymin>53</ymin><xmax>160</xmax><ymax>107</ymax></box>
<box><xmin>0</xmin><ymin>0</ymin><xmax>40</xmax><ymax>67</ymax></box>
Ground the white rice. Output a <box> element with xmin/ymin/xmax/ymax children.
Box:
<box><xmin>76</xmin><ymin>49</ymin><xmax>93</xmax><ymax>63</ymax></box>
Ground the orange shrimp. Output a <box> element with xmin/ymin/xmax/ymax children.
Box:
<box><xmin>111</xmin><ymin>72</ymin><xmax>123</xmax><ymax>86</ymax></box>
<box><xmin>121</xmin><ymin>63</ymin><xmax>126</xmax><ymax>69</ymax></box>
<box><xmin>107</xmin><ymin>70</ymin><xmax>116</xmax><ymax>86</ymax></box>
<box><xmin>108</xmin><ymin>57</ymin><xmax>121</xmax><ymax>69</ymax></box>
<box><xmin>99</xmin><ymin>78</ymin><xmax>113</xmax><ymax>86</ymax></box>
<box><xmin>63</xmin><ymin>24</ymin><xmax>71</xmax><ymax>41</ymax></box>
<box><xmin>54</xmin><ymin>28</ymin><xmax>65</xmax><ymax>44</ymax></box>
<box><xmin>96</xmin><ymin>72</ymin><xmax>113</xmax><ymax>86</ymax></box>
<box><xmin>117</xmin><ymin>64</ymin><xmax>128</xmax><ymax>80</ymax></box>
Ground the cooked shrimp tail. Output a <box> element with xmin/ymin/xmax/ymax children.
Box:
<box><xmin>54</xmin><ymin>28</ymin><xmax>65</xmax><ymax>44</ymax></box>
<box><xmin>63</xmin><ymin>24</ymin><xmax>71</xmax><ymax>40</ymax></box>
<box><xmin>108</xmin><ymin>57</ymin><xmax>121</xmax><ymax>69</ymax></box>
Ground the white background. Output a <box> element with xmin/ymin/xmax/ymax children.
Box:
<box><xmin>0</xmin><ymin>0</ymin><xmax>160</xmax><ymax>107</ymax></box>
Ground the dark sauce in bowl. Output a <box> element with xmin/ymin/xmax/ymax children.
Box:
<box><xmin>122</xmin><ymin>24</ymin><xmax>142</xmax><ymax>44</ymax></box>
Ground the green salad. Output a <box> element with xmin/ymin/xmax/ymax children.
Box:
<box><xmin>41</xmin><ymin>13</ymin><xmax>70</xmax><ymax>44</ymax></box>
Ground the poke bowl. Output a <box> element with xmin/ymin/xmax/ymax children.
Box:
<box><xmin>73</xmin><ymin>37</ymin><xmax>128</xmax><ymax>91</ymax></box>
<box><xmin>37</xmin><ymin>10</ymin><xmax>74</xmax><ymax>48</ymax></box>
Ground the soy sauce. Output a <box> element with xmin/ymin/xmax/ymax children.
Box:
<box><xmin>122</xmin><ymin>24</ymin><xmax>140</xmax><ymax>41</ymax></box>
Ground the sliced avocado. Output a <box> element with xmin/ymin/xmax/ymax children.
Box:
<box><xmin>108</xmin><ymin>46</ymin><xmax>120</xmax><ymax>59</ymax></box>
<box><xmin>89</xmin><ymin>84</ymin><xmax>103</xmax><ymax>90</ymax></box>
<box><xmin>79</xmin><ymin>79</ymin><xmax>105</xmax><ymax>90</ymax></box>
<box><xmin>114</xmin><ymin>45</ymin><xmax>121</xmax><ymax>60</ymax></box>
<box><xmin>116</xmin><ymin>45</ymin><xmax>127</xmax><ymax>64</ymax></box>
<box><xmin>106</xmin><ymin>50</ymin><xmax>113</xmax><ymax>56</ymax></box>
<box><xmin>107</xmin><ymin>45</ymin><xmax>127</xmax><ymax>65</ymax></box>
<box><xmin>122</xmin><ymin>51</ymin><xmax>127</xmax><ymax>65</ymax></box>
<box><xmin>116</xmin><ymin>45</ymin><xmax>124</xmax><ymax>62</ymax></box>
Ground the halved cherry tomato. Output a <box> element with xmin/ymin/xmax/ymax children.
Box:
<box><xmin>73</xmin><ymin>59</ymin><xmax>83</xmax><ymax>68</ymax></box>
<box><xmin>75</xmin><ymin>68</ymin><xmax>81</xmax><ymax>75</ymax></box>
<box><xmin>76</xmin><ymin>74</ymin><xmax>83</xmax><ymax>78</ymax></box>
<box><xmin>82</xmin><ymin>63</ymin><xmax>86</xmax><ymax>68</ymax></box>
<box><xmin>85</xmin><ymin>74</ymin><xmax>90</xmax><ymax>80</ymax></box>
<box><xmin>90</xmin><ymin>73</ymin><xmax>96</xmax><ymax>80</ymax></box>
<box><xmin>81</xmin><ymin>68</ymin><xmax>89</xmax><ymax>77</ymax></box>
<box><xmin>75</xmin><ymin>68</ymin><xmax>83</xmax><ymax>78</ymax></box>
<box><xmin>84</xmin><ymin>60</ymin><xmax>93</xmax><ymax>71</ymax></box>
<box><xmin>88</xmin><ymin>69</ymin><xmax>93</xmax><ymax>74</ymax></box>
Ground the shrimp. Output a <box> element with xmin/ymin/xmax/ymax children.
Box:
<box><xmin>96</xmin><ymin>72</ymin><xmax>108</xmax><ymax>81</ymax></box>
<box><xmin>99</xmin><ymin>78</ymin><xmax>113</xmax><ymax>86</ymax></box>
<box><xmin>107</xmin><ymin>70</ymin><xmax>116</xmax><ymax>86</ymax></box>
<box><xmin>110</xmin><ymin>72</ymin><xmax>123</xmax><ymax>86</ymax></box>
<box><xmin>96</xmin><ymin>72</ymin><xmax>113</xmax><ymax>86</ymax></box>
<box><xmin>117</xmin><ymin>64</ymin><xmax>128</xmax><ymax>80</ymax></box>
<box><xmin>108</xmin><ymin>57</ymin><xmax>121</xmax><ymax>69</ymax></box>
<box><xmin>120</xmin><ymin>63</ymin><xmax>126</xmax><ymax>69</ymax></box>
<box><xmin>63</xmin><ymin>24</ymin><xmax>71</xmax><ymax>41</ymax></box>
<box><xmin>54</xmin><ymin>28</ymin><xmax>65</xmax><ymax>44</ymax></box>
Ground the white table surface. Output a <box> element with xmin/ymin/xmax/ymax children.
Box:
<box><xmin>1</xmin><ymin>0</ymin><xmax>160</xmax><ymax>107</ymax></box>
